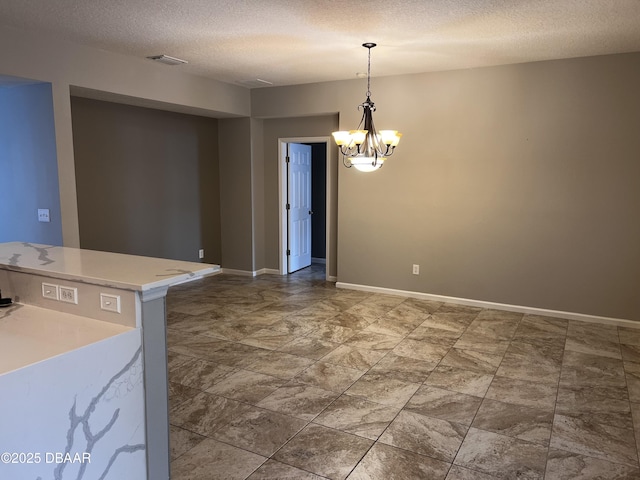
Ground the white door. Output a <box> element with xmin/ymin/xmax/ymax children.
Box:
<box><xmin>287</xmin><ymin>143</ymin><xmax>312</xmax><ymax>273</ymax></box>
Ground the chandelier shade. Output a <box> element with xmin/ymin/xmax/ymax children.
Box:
<box><xmin>333</xmin><ymin>43</ymin><xmax>402</xmax><ymax>172</ymax></box>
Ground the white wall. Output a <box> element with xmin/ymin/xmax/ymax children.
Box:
<box><xmin>0</xmin><ymin>82</ymin><xmax>63</xmax><ymax>245</ymax></box>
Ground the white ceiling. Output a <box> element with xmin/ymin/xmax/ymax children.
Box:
<box><xmin>2</xmin><ymin>0</ymin><xmax>640</xmax><ymax>88</ymax></box>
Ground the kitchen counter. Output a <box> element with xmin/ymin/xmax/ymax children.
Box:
<box><xmin>0</xmin><ymin>242</ymin><xmax>219</xmax><ymax>480</ymax></box>
<box><xmin>0</xmin><ymin>241</ymin><xmax>217</xmax><ymax>292</ymax></box>
<box><xmin>0</xmin><ymin>302</ymin><xmax>131</xmax><ymax>376</ymax></box>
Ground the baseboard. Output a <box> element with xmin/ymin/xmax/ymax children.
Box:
<box><xmin>221</xmin><ymin>268</ymin><xmax>255</xmax><ymax>277</ymax></box>
<box><xmin>335</xmin><ymin>282</ymin><xmax>639</xmax><ymax>329</ymax></box>
<box><xmin>255</xmin><ymin>268</ymin><xmax>281</xmax><ymax>276</ymax></box>
<box><xmin>312</xmin><ymin>257</ymin><xmax>327</xmax><ymax>265</ymax></box>
<box><xmin>328</xmin><ymin>275</ymin><xmax>337</xmax><ymax>282</ymax></box>
<box><xmin>221</xmin><ymin>268</ymin><xmax>281</xmax><ymax>277</ymax></box>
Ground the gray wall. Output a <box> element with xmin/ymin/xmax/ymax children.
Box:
<box><xmin>253</xmin><ymin>53</ymin><xmax>640</xmax><ymax>321</ymax></box>
<box><xmin>2</xmin><ymin>25</ymin><xmax>250</xmax><ymax>247</ymax></box>
<box><xmin>4</xmin><ymin>22</ymin><xmax>639</xmax><ymax>320</ymax></box>
<box><xmin>218</xmin><ymin>117</ymin><xmax>255</xmax><ymax>271</ymax></box>
<box><xmin>251</xmin><ymin>118</ymin><xmax>266</xmax><ymax>271</ymax></box>
<box><xmin>0</xmin><ymin>82</ymin><xmax>63</xmax><ymax>245</ymax></box>
<box><xmin>71</xmin><ymin>97</ymin><xmax>221</xmax><ymax>263</ymax></box>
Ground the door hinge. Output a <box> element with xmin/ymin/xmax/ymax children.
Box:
<box><xmin>286</xmin><ymin>249</ymin><xmax>291</xmax><ymax>256</ymax></box>
<box><xmin>286</xmin><ymin>156</ymin><xmax>290</xmax><ymax>163</ymax></box>
<box><xmin>286</xmin><ymin>203</ymin><xmax>290</xmax><ymax>210</ymax></box>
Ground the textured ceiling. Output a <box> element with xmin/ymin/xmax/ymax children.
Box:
<box><xmin>2</xmin><ymin>0</ymin><xmax>640</xmax><ymax>88</ymax></box>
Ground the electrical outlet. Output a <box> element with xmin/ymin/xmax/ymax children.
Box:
<box><xmin>412</xmin><ymin>264</ymin><xmax>420</xmax><ymax>275</ymax></box>
<box><xmin>100</xmin><ymin>293</ymin><xmax>121</xmax><ymax>313</ymax></box>
<box><xmin>59</xmin><ymin>286</ymin><xmax>78</xmax><ymax>304</ymax></box>
<box><xmin>198</xmin><ymin>249</ymin><xmax>205</xmax><ymax>259</ymax></box>
<box><xmin>42</xmin><ymin>283</ymin><xmax>59</xmax><ymax>300</ymax></box>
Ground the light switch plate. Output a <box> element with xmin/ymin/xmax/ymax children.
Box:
<box><xmin>38</xmin><ymin>209</ymin><xmax>50</xmax><ymax>222</ymax></box>
<box><xmin>100</xmin><ymin>293</ymin><xmax>121</xmax><ymax>313</ymax></box>
<box><xmin>42</xmin><ymin>283</ymin><xmax>59</xmax><ymax>300</ymax></box>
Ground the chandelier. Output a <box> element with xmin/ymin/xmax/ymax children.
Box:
<box><xmin>332</xmin><ymin>43</ymin><xmax>402</xmax><ymax>172</ymax></box>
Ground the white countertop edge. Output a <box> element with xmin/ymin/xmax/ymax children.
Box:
<box><xmin>0</xmin><ymin>242</ymin><xmax>220</xmax><ymax>292</ymax></box>
<box><xmin>0</xmin><ymin>263</ymin><xmax>219</xmax><ymax>292</ymax></box>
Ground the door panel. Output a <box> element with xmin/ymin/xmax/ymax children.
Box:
<box><xmin>287</xmin><ymin>143</ymin><xmax>312</xmax><ymax>273</ymax></box>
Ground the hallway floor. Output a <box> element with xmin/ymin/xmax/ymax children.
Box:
<box><xmin>166</xmin><ymin>265</ymin><xmax>640</xmax><ymax>479</ymax></box>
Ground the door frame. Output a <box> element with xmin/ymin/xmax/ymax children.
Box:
<box><xmin>278</xmin><ymin>136</ymin><xmax>333</xmax><ymax>280</ymax></box>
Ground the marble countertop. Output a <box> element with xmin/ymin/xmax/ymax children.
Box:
<box><xmin>0</xmin><ymin>242</ymin><xmax>219</xmax><ymax>292</ymax></box>
<box><xmin>0</xmin><ymin>302</ymin><xmax>132</xmax><ymax>375</ymax></box>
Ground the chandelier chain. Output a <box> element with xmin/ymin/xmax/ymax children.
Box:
<box><xmin>366</xmin><ymin>45</ymin><xmax>371</xmax><ymax>98</ymax></box>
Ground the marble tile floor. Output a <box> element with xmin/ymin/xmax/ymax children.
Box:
<box><xmin>166</xmin><ymin>265</ymin><xmax>640</xmax><ymax>479</ymax></box>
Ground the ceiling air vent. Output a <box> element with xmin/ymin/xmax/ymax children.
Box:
<box><xmin>238</xmin><ymin>78</ymin><xmax>274</xmax><ymax>88</ymax></box>
<box><xmin>146</xmin><ymin>55</ymin><xmax>188</xmax><ymax>66</ymax></box>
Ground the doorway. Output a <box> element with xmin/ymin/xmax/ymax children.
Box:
<box><xmin>278</xmin><ymin>137</ymin><xmax>333</xmax><ymax>280</ymax></box>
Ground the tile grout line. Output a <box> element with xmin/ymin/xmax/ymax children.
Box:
<box><xmin>542</xmin><ymin>317</ymin><xmax>569</xmax><ymax>479</ymax></box>
<box><xmin>619</xmin><ymin>325</ymin><xmax>640</xmax><ymax>469</ymax></box>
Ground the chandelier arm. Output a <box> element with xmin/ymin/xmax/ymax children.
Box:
<box><xmin>356</xmin><ymin>104</ymin><xmax>368</xmax><ymax>126</ymax></box>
